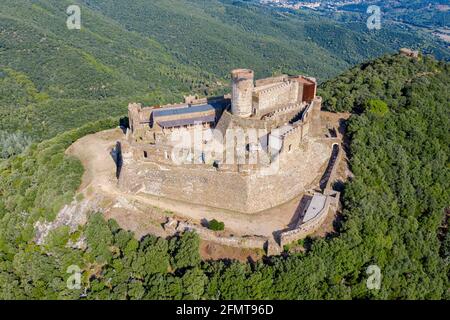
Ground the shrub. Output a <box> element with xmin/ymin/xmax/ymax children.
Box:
<box><xmin>366</xmin><ymin>99</ymin><xmax>389</xmax><ymax>116</ymax></box>
<box><xmin>208</xmin><ymin>219</ymin><xmax>225</xmax><ymax>231</ymax></box>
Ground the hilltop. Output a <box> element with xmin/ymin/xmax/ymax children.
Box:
<box><xmin>0</xmin><ymin>53</ymin><xmax>448</xmax><ymax>299</ymax></box>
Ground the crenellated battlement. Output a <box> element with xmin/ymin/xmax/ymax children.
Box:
<box><xmin>254</xmin><ymin>80</ymin><xmax>291</xmax><ymax>95</ymax></box>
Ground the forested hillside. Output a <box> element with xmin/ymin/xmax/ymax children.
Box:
<box><xmin>0</xmin><ymin>0</ymin><xmax>217</xmax><ymax>100</ymax></box>
<box><xmin>0</xmin><ymin>54</ymin><xmax>448</xmax><ymax>299</ymax></box>
<box><xmin>330</xmin><ymin>0</ymin><xmax>450</xmax><ymax>29</ymax></box>
<box><xmin>0</xmin><ymin>0</ymin><xmax>218</xmax><ymax>158</ymax></box>
<box><xmin>1</xmin><ymin>0</ymin><xmax>449</xmax><ymax>158</ymax></box>
<box><xmin>82</xmin><ymin>0</ymin><xmax>450</xmax><ymax>78</ymax></box>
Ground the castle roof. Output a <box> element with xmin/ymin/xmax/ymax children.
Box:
<box><xmin>153</xmin><ymin>101</ymin><xmax>227</xmax><ymax>128</ymax></box>
<box><xmin>153</xmin><ymin>103</ymin><xmax>206</xmax><ymax>117</ymax></box>
<box><xmin>158</xmin><ymin>115</ymin><xmax>216</xmax><ymax>128</ymax></box>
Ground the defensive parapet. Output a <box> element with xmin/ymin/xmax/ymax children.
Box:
<box><xmin>289</xmin><ymin>76</ymin><xmax>317</xmax><ymax>103</ymax></box>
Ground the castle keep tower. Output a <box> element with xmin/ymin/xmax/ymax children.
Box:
<box><xmin>231</xmin><ymin>69</ymin><xmax>254</xmax><ymax>118</ymax></box>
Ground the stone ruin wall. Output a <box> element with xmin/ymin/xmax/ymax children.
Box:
<box><xmin>164</xmin><ymin>218</ymin><xmax>268</xmax><ymax>250</ymax></box>
<box><xmin>231</xmin><ymin>69</ymin><xmax>254</xmax><ymax>118</ymax></box>
<box><xmin>128</xmin><ymin>103</ymin><xmax>153</xmax><ymax>142</ymax></box>
<box><xmin>160</xmin><ymin>192</ymin><xmax>339</xmax><ymax>254</ymax></box>
<box><xmin>276</xmin><ymin>97</ymin><xmax>322</xmax><ymax>154</ymax></box>
<box><xmin>215</xmin><ymin>96</ymin><xmax>322</xmax><ymax>158</ymax></box>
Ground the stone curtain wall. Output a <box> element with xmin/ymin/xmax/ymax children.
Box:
<box><xmin>231</xmin><ymin>69</ymin><xmax>254</xmax><ymax>117</ymax></box>
<box><xmin>255</xmin><ymin>75</ymin><xmax>288</xmax><ymax>87</ymax></box>
<box><xmin>161</xmin><ymin>194</ymin><xmax>337</xmax><ymax>253</ymax></box>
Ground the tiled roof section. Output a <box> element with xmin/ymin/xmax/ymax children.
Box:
<box><xmin>153</xmin><ymin>102</ymin><xmax>223</xmax><ymax>118</ymax></box>
<box><xmin>158</xmin><ymin>115</ymin><xmax>216</xmax><ymax>128</ymax></box>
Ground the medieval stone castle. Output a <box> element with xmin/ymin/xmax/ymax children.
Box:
<box><xmin>119</xmin><ymin>69</ymin><xmax>335</xmax><ymax>214</ymax></box>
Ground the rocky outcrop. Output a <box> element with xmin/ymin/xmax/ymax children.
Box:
<box><xmin>34</xmin><ymin>195</ymin><xmax>104</xmax><ymax>248</ymax></box>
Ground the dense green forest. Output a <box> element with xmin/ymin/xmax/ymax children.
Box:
<box><xmin>77</xmin><ymin>0</ymin><xmax>450</xmax><ymax>77</ymax></box>
<box><xmin>1</xmin><ymin>0</ymin><xmax>449</xmax><ymax>158</ymax></box>
<box><xmin>0</xmin><ymin>0</ymin><xmax>221</xmax><ymax>156</ymax></box>
<box><xmin>0</xmin><ymin>54</ymin><xmax>448</xmax><ymax>299</ymax></box>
